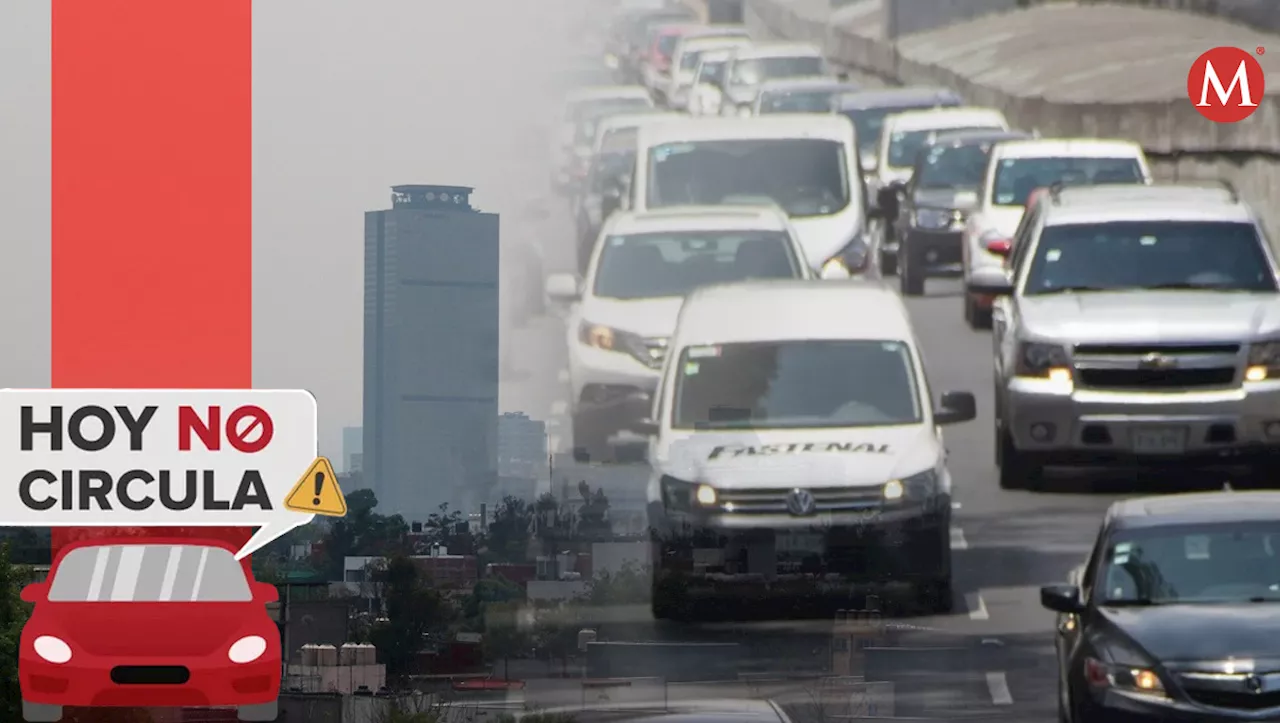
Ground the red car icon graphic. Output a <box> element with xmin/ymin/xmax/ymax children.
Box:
<box><xmin>19</xmin><ymin>537</ymin><xmax>281</xmax><ymax>722</ymax></box>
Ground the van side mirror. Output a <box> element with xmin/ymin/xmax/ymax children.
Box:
<box><xmin>254</xmin><ymin>582</ymin><xmax>279</xmax><ymax>603</ymax></box>
<box><xmin>20</xmin><ymin>582</ymin><xmax>47</xmax><ymax>604</ymax></box>
<box><xmin>967</xmin><ymin>267</ymin><xmax>1014</xmax><ymax>297</ymax></box>
<box><xmin>935</xmin><ymin>390</ymin><xmax>976</xmax><ymax>425</ymax></box>
<box><xmin>545</xmin><ymin>273</ymin><xmax>581</xmax><ymax>303</ymax></box>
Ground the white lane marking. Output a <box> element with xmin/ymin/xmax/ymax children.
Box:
<box><xmin>557</xmin><ymin>368</ymin><xmax>570</xmax><ymax>383</ymax></box>
<box><xmin>966</xmin><ymin>592</ymin><xmax>989</xmax><ymax>620</ymax></box>
<box><xmin>951</xmin><ymin>501</ymin><xmax>961</xmax><ymax>510</ymax></box>
<box><xmin>950</xmin><ymin>528</ymin><xmax>968</xmax><ymax>550</ymax></box>
<box><xmin>550</xmin><ymin>400</ymin><xmax>568</xmax><ymax>416</ymax></box>
<box><xmin>986</xmin><ymin>671</ymin><xmax>1013</xmax><ymax>705</ymax></box>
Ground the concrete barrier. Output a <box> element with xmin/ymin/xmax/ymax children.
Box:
<box><xmin>586</xmin><ymin>641</ymin><xmax>744</xmax><ymax>681</ymax></box>
<box><xmin>744</xmin><ymin>0</ymin><xmax>1280</xmax><ymax>241</ymax></box>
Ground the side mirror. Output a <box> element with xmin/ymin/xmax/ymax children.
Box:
<box><xmin>545</xmin><ymin>273</ymin><xmax>581</xmax><ymax>303</ymax></box>
<box><xmin>1040</xmin><ymin>584</ymin><xmax>1084</xmax><ymax>615</ymax></box>
<box><xmin>967</xmin><ymin>267</ymin><xmax>1014</xmax><ymax>297</ymax></box>
<box><xmin>254</xmin><ymin>582</ymin><xmax>279</xmax><ymax>603</ymax></box>
<box><xmin>876</xmin><ymin>185</ymin><xmax>902</xmax><ymax>218</ymax></box>
<box><xmin>633</xmin><ymin>418</ymin><xmax>660</xmax><ymax>436</ymax></box>
<box><xmin>20</xmin><ymin>582</ymin><xmax>47</xmax><ymax>604</ymax></box>
<box><xmin>934</xmin><ymin>390</ymin><xmax>976</xmax><ymax>425</ymax></box>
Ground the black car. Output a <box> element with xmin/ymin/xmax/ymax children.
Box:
<box><xmin>879</xmin><ymin>129</ymin><xmax>1030</xmax><ymax>296</ymax></box>
<box><xmin>1042</xmin><ymin>490</ymin><xmax>1280</xmax><ymax>722</ymax></box>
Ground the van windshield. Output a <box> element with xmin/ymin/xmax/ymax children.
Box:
<box><xmin>887</xmin><ymin>125</ymin><xmax>1001</xmax><ymax>169</ymax></box>
<box><xmin>647</xmin><ymin>139</ymin><xmax>849</xmax><ymax>218</ymax></box>
<box><xmin>730</xmin><ymin>56</ymin><xmax>825</xmax><ymax>86</ymax></box>
<box><xmin>47</xmin><ymin>544</ymin><xmax>252</xmax><ymax>602</ymax></box>
<box><xmin>672</xmin><ymin>340</ymin><xmax>921</xmax><ymax>430</ymax></box>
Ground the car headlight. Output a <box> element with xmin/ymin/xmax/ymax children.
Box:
<box><xmin>229</xmin><ymin>635</ymin><xmax>267</xmax><ymax>664</ymax></box>
<box><xmin>33</xmin><ymin>635</ymin><xmax>72</xmax><ymax>664</ymax></box>
<box><xmin>912</xmin><ymin>208</ymin><xmax>955</xmax><ymax>230</ymax></box>
<box><xmin>661</xmin><ymin>475</ymin><xmax>718</xmax><ymax>510</ymax></box>
<box><xmin>824</xmin><ymin>235</ymin><xmax>870</xmax><ymax>276</ymax></box>
<box><xmin>578</xmin><ymin>322</ymin><xmax>665</xmax><ymax>368</ymax></box>
<box><xmin>1246</xmin><ymin>341</ymin><xmax>1280</xmax><ymax>381</ymax></box>
<box><xmin>1084</xmin><ymin>658</ymin><xmax>1166</xmax><ymax>697</ymax></box>
<box><xmin>1015</xmin><ymin>341</ymin><xmax>1073</xmax><ymax>382</ymax></box>
<box><xmin>883</xmin><ymin>469</ymin><xmax>937</xmax><ymax>502</ymax></box>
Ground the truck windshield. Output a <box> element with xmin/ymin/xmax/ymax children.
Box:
<box><xmin>1023</xmin><ymin>221</ymin><xmax>1277</xmax><ymax>295</ymax></box>
<box><xmin>672</xmin><ymin>340</ymin><xmax>922</xmax><ymax>430</ymax></box>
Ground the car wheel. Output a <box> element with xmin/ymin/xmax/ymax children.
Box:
<box><xmin>878</xmin><ymin>247</ymin><xmax>898</xmax><ymax>276</ymax></box>
<box><xmin>237</xmin><ymin>701</ymin><xmax>279</xmax><ymax>722</ymax></box>
<box><xmin>572</xmin><ymin>413</ymin><xmax>612</xmax><ymax>464</ymax></box>
<box><xmin>899</xmin><ymin>250</ymin><xmax>925</xmax><ymax>296</ymax></box>
<box><xmin>22</xmin><ymin>701</ymin><xmax>62</xmax><ymax>722</ymax></box>
<box><xmin>913</xmin><ymin>519</ymin><xmax>953</xmax><ymax>614</ymax></box>
<box><xmin>998</xmin><ymin>429</ymin><xmax>1044</xmax><ymax>490</ymax></box>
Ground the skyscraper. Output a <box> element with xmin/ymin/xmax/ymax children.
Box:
<box><xmin>364</xmin><ymin>185</ymin><xmax>500</xmax><ymax>520</ymax></box>
<box><xmin>342</xmin><ymin>426</ymin><xmax>363</xmax><ymax>473</ymax></box>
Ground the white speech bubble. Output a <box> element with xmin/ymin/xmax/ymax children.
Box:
<box><xmin>0</xmin><ymin>389</ymin><xmax>318</xmax><ymax>560</ymax></box>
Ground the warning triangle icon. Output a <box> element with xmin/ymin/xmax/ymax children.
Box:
<box><xmin>283</xmin><ymin>456</ymin><xmax>348</xmax><ymax>517</ymax></box>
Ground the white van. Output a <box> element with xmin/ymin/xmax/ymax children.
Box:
<box><xmin>716</xmin><ymin>42</ymin><xmax>832</xmax><ymax>118</ymax></box>
<box><xmin>875</xmin><ymin>107</ymin><xmax>1010</xmax><ymax>190</ymax></box>
<box><xmin>630</xmin><ymin>115</ymin><xmax>873</xmax><ymax>277</ymax></box>
<box><xmin>640</xmin><ymin>280</ymin><xmax>977</xmax><ymax>618</ymax></box>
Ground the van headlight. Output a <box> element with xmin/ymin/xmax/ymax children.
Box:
<box><xmin>883</xmin><ymin>469</ymin><xmax>937</xmax><ymax>502</ymax></box>
<box><xmin>661</xmin><ymin>475</ymin><xmax>718</xmax><ymax>510</ymax></box>
<box><xmin>824</xmin><ymin>235</ymin><xmax>870</xmax><ymax>275</ymax></box>
<box><xmin>1084</xmin><ymin>658</ymin><xmax>1166</xmax><ymax>698</ymax></box>
<box><xmin>1247</xmin><ymin>341</ymin><xmax>1280</xmax><ymax>381</ymax></box>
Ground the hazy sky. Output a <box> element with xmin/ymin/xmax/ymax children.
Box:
<box><xmin>0</xmin><ymin>1</ymin><xmax>588</xmax><ymax>461</ymax></box>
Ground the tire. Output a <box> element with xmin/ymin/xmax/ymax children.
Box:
<box><xmin>899</xmin><ymin>249</ymin><xmax>925</xmax><ymax>296</ymax></box>
<box><xmin>965</xmin><ymin>294</ymin><xmax>993</xmax><ymax>330</ymax></box>
<box><xmin>878</xmin><ymin>247</ymin><xmax>898</xmax><ymax>276</ymax></box>
<box><xmin>914</xmin><ymin>519</ymin><xmax>954</xmax><ymax>614</ymax></box>
<box><xmin>998</xmin><ymin>428</ymin><xmax>1044</xmax><ymax>490</ymax></box>
<box><xmin>22</xmin><ymin>701</ymin><xmax>62</xmax><ymax>722</ymax></box>
<box><xmin>238</xmin><ymin>701</ymin><xmax>279</xmax><ymax>722</ymax></box>
<box><xmin>571</xmin><ymin>413</ymin><xmax>612</xmax><ymax>464</ymax></box>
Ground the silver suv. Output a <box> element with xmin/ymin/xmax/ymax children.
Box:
<box><xmin>973</xmin><ymin>182</ymin><xmax>1280</xmax><ymax>490</ymax></box>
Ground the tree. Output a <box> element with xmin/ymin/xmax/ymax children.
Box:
<box><xmin>368</xmin><ymin>554</ymin><xmax>455</xmax><ymax>685</ymax></box>
<box><xmin>533</xmin><ymin>605</ymin><xmax>583</xmax><ymax>677</ymax></box>
<box><xmin>461</xmin><ymin>577</ymin><xmax>525</xmax><ymax>630</ymax></box>
<box><xmin>534</xmin><ymin>493</ymin><xmax>570</xmax><ymax>553</ymax></box>
<box><xmin>576</xmin><ymin>481</ymin><xmax>611</xmax><ymax>538</ymax></box>
<box><xmin>318</xmin><ymin>489</ymin><xmax>413</xmax><ymax>577</ymax></box>
<box><xmin>0</xmin><ymin>542</ymin><xmax>30</xmax><ymax>720</ymax></box>
<box><xmin>482</xmin><ymin>601</ymin><xmax>529</xmax><ymax>680</ymax></box>
<box><xmin>486</xmin><ymin>496</ymin><xmax>533</xmax><ymax>563</ymax></box>
<box><xmin>582</xmin><ymin>561</ymin><xmax>650</xmax><ymax>607</ymax></box>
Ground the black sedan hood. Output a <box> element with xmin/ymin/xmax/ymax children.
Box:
<box><xmin>910</xmin><ymin>188</ymin><xmax>979</xmax><ymax>211</ymax></box>
<box><xmin>1100</xmin><ymin>604</ymin><xmax>1280</xmax><ymax>661</ymax></box>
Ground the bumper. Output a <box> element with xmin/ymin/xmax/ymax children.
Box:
<box><xmin>902</xmin><ymin>228</ymin><xmax>962</xmax><ymax>273</ymax></box>
<box><xmin>652</xmin><ymin>499</ymin><xmax>950</xmax><ymax>588</ymax></box>
<box><xmin>1003</xmin><ymin>377</ymin><xmax>1280</xmax><ymax>463</ymax></box>
<box><xmin>20</xmin><ymin>654</ymin><xmax>280</xmax><ymax>708</ymax></box>
<box><xmin>1083</xmin><ymin>687</ymin><xmax>1280</xmax><ymax>722</ymax></box>
<box><xmin>569</xmin><ymin>343</ymin><xmax>660</xmax><ymax>428</ymax></box>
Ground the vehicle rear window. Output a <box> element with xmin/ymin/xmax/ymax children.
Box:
<box><xmin>593</xmin><ymin>230</ymin><xmax>801</xmax><ymax>300</ymax></box>
<box><xmin>993</xmin><ymin>156</ymin><xmax>1145</xmax><ymax>206</ymax></box>
<box><xmin>1023</xmin><ymin>220</ymin><xmax>1276</xmax><ymax>295</ymax></box>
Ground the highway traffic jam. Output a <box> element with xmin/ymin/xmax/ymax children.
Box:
<box><xmin>539</xmin><ymin>1</ymin><xmax>1280</xmax><ymax>719</ymax></box>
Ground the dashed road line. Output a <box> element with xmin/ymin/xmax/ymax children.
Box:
<box><xmin>950</xmin><ymin>527</ymin><xmax>968</xmax><ymax>550</ymax></box>
<box><xmin>985</xmin><ymin>671</ymin><xmax>1013</xmax><ymax>705</ymax></box>
<box><xmin>966</xmin><ymin>592</ymin><xmax>989</xmax><ymax>621</ymax></box>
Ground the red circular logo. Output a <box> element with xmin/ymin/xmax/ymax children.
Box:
<box><xmin>1187</xmin><ymin>47</ymin><xmax>1266</xmax><ymax>123</ymax></box>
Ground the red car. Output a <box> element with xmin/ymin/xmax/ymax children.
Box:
<box><xmin>19</xmin><ymin>537</ymin><xmax>281</xmax><ymax>722</ymax></box>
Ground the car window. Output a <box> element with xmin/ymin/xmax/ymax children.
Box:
<box><xmin>916</xmin><ymin>142</ymin><xmax>997</xmax><ymax>191</ymax></box>
<box><xmin>1023</xmin><ymin>220</ymin><xmax>1277</xmax><ymax>295</ymax></box>
<box><xmin>47</xmin><ymin>544</ymin><xmax>252</xmax><ymax>602</ymax></box>
<box><xmin>991</xmin><ymin>156</ymin><xmax>1145</xmax><ymax>207</ymax></box>
<box><xmin>672</xmin><ymin>339</ymin><xmax>922</xmax><ymax>430</ymax></box>
<box><xmin>1097</xmin><ymin>522</ymin><xmax>1280</xmax><ymax>605</ymax></box>
<box><xmin>593</xmin><ymin>230</ymin><xmax>802</xmax><ymax>300</ymax></box>
<box><xmin>1007</xmin><ymin>201</ymin><xmax>1040</xmax><ymax>271</ymax></box>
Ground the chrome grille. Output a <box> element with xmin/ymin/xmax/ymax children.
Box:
<box><xmin>716</xmin><ymin>487</ymin><xmax>882</xmax><ymax>515</ymax></box>
<box><xmin>1071</xmin><ymin>342</ymin><xmax>1239</xmax><ymax>391</ymax></box>
<box><xmin>1179</xmin><ymin>669</ymin><xmax>1280</xmax><ymax>710</ymax></box>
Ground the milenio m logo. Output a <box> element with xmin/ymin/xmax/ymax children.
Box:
<box><xmin>1187</xmin><ymin>46</ymin><xmax>1266</xmax><ymax>123</ymax></box>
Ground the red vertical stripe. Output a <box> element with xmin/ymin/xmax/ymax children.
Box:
<box><xmin>50</xmin><ymin>0</ymin><xmax>253</xmax><ymax>555</ymax></box>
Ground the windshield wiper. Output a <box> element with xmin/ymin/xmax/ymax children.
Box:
<box><xmin>1144</xmin><ymin>282</ymin><xmax>1242</xmax><ymax>291</ymax></box>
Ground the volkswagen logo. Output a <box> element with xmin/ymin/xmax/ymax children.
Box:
<box><xmin>1246</xmin><ymin>674</ymin><xmax>1264</xmax><ymax>694</ymax></box>
<box><xmin>1138</xmin><ymin>353</ymin><xmax>1178</xmax><ymax>370</ymax></box>
<box><xmin>786</xmin><ymin>488</ymin><xmax>817</xmax><ymax>516</ymax></box>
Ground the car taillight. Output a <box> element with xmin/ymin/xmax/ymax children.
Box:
<box><xmin>984</xmin><ymin>237</ymin><xmax>1012</xmax><ymax>255</ymax></box>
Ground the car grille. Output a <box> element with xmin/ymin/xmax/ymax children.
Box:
<box><xmin>110</xmin><ymin>666</ymin><xmax>191</xmax><ymax>685</ymax></box>
<box><xmin>716</xmin><ymin>487</ymin><xmax>882</xmax><ymax>515</ymax></box>
<box><xmin>623</xmin><ymin>336</ymin><xmax>668</xmax><ymax>369</ymax></box>
<box><xmin>1072</xmin><ymin>343</ymin><xmax>1240</xmax><ymax>390</ymax></box>
<box><xmin>1186</xmin><ymin>689</ymin><xmax>1280</xmax><ymax>710</ymax></box>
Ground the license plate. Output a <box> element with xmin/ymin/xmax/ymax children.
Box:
<box><xmin>777</xmin><ymin>532</ymin><xmax>824</xmax><ymax>553</ymax></box>
<box><xmin>1131</xmin><ymin>427</ymin><xmax>1187</xmax><ymax>454</ymax></box>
